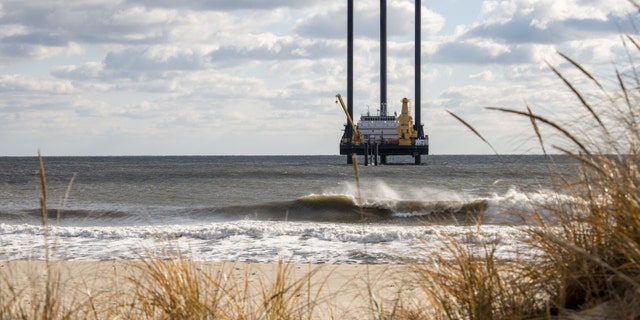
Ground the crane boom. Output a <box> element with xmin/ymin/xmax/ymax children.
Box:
<box><xmin>336</xmin><ymin>93</ymin><xmax>362</xmax><ymax>146</ymax></box>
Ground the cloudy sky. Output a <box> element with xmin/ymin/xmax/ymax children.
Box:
<box><xmin>0</xmin><ymin>0</ymin><xmax>637</xmax><ymax>156</ymax></box>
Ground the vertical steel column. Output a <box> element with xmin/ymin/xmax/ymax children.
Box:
<box><xmin>364</xmin><ymin>143</ymin><xmax>369</xmax><ymax>166</ymax></box>
<box><xmin>414</xmin><ymin>0</ymin><xmax>422</xmax><ymax>137</ymax></box>
<box><xmin>380</xmin><ymin>0</ymin><xmax>387</xmax><ymax>116</ymax></box>
<box><xmin>375</xmin><ymin>143</ymin><xmax>379</xmax><ymax>166</ymax></box>
<box><xmin>347</xmin><ymin>0</ymin><xmax>354</xmax><ymax>165</ymax></box>
<box><xmin>414</xmin><ymin>0</ymin><xmax>423</xmax><ymax>165</ymax></box>
<box><xmin>348</xmin><ymin>0</ymin><xmax>354</xmax><ymax>121</ymax></box>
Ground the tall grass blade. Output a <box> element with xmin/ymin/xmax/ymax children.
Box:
<box><xmin>447</xmin><ymin>110</ymin><xmax>498</xmax><ymax>154</ymax></box>
<box><xmin>526</xmin><ymin>104</ymin><xmax>547</xmax><ymax>155</ymax></box>
<box><xmin>546</xmin><ymin>61</ymin><xmax>608</xmax><ymax>133</ymax></box>
<box><xmin>623</xmin><ymin>33</ymin><xmax>640</xmax><ymax>89</ymax></box>
<box><xmin>487</xmin><ymin>107</ymin><xmax>591</xmax><ymax>154</ymax></box>
<box><xmin>351</xmin><ymin>153</ymin><xmax>361</xmax><ymax>202</ymax></box>
<box><xmin>557</xmin><ymin>52</ymin><xmax>608</xmax><ymax>96</ymax></box>
<box><xmin>37</xmin><ymin>150</ymin><xmax>48</xmax><ymax>243</ymax></box>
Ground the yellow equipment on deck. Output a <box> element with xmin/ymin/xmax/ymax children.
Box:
<box><xmin>336</xmin><ymin>94</ymin><xmax>362</xmax><ymax>146</ymax></box>
<box><xmin>397</xmin><ymin>98</ymin><xmax>417</xmax><ymax>146</ymax></box>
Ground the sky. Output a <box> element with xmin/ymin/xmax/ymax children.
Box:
<box><xmin>0</xmin><ymin>0</ymin><xmax>638</xmax><ymax>156</ymax></box>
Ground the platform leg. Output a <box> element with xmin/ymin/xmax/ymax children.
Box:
<box><xmin>364</xmin><ymin>144</ymin><xmax>369</xmax><ymax>166</ymax></box>
<box><xmin>414</xmin><ymin>154</ymin><xmax>421</xmax><ymax>165</ymax></box>
<box><xmin>374</xmin><ymin>143</ymin><xmax>378</xmax><ymax>166</ymax></box>
<box><xmin>347</xmin><ymin>154</ymin><xmax>353</xmax><ymax>164</ymax></box>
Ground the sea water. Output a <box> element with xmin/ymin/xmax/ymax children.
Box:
<box><xmin>0</xmin><ymin>155</ymin><xmax>580</xmax><ymax>263</ymax></box>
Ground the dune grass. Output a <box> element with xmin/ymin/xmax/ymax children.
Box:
<box><xmin>122</xmin><ymin>250</ymin><xmax>329</xmax><ymax>319</ymax></box>
<box><xmin>512</xmin><ymin>38</ymin><xmax>640</xmax><ymax>318</ymax></box>
<box><xmin>426</xmin><ymin>30</ymin><xmax>640</xmax><ymax>319</ymax></box>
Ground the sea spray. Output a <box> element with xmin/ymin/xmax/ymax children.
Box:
<box><xmin>481</xmin><ymin>187</ymin><xmax>584</xmax><ymax>225</ymax></box>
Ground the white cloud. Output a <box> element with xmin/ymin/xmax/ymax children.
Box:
<box><xmin>469</xmin><ymin>70</ymin><xmax>495</xmax><ymax>81</ymax></box>
<box><xmin>110</xmin><ymin>5</ymin><xmax>179</xmax><ymax>26</ymax></box>
<box><xmin>0</xmin><ymin>0</ymin><xmax>637</xmax><ymax>155</ymax></box>
<box><xmin>0</xmin><ymin>74</ymin><xmax>74</xmax><ymax>94</ymax></box>
<box><xmin>481</xmin><ymin>0</ymin><xmax>633</xmax><ymax>27</ymax></box>
<box><xmin>53</xmin><ymin>62</ymin><xmax>106</xmax><ymax>81</ymax></box>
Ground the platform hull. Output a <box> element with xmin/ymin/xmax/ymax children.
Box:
<box><xmin>340</xmin><ymin>143</ymin><xmax>428</xmax><ymax>156</ymax></box>
<box><xmin>340</xmin><ymin>142</ymin><xmax>428</xmax><ymax>165</ymax></box>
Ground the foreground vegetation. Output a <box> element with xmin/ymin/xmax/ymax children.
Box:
<box><xmin>425</xmin><ymin>31</ymin><xmax>640</xmax><ymax>319</ymax></box>
<box><xmin>4</xmin><ymin>21</ymin><xmax>640</xmax><ymax>320</ymax></box>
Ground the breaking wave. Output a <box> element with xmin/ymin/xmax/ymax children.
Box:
<box><xmin>0</xmin><ymin>181</ymin><xmax>579</xmax><ymax>227</ymax></box>
<box><xmin>209</xmin><ymin>194</ymin><xmax>487</xmax><ymax>224</ymax></box>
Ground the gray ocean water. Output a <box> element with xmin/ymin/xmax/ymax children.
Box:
<box><xmin>0</xmin><ymin>155</ymin><xmax>579</xmax><ymax>263</ymax></box>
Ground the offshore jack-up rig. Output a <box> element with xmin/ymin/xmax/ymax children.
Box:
<box><xmin>338</xmin><ymin>0</ymin><xmax>428</xmax><ymax>165</ymax></box>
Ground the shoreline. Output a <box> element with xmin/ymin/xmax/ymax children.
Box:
<box><xmin>0</xmin><ymin>260</ymin><xmax>422</xmax><ymax>319</ymax></box>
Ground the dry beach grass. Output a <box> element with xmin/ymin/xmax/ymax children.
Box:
<box><xmin>0</xmin><ymin>259</ymin><xmax>416</xmax><ymax>319</ymax></box>
<box><xmin>429</xmin><ymin>26</ymin><xmax>640</xmax><ymax>318</ymax></box>
<box><xmin>4</xmin><ymin>14</ymin><xmax>640</xmax><ymax>320</ymax></box>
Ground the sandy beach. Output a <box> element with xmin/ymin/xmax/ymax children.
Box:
<box><xmin>0</xmin><ymin>260</ymin><xmax>423</xmax><ymax>319</ymax></box>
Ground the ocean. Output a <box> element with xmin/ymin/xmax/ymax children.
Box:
<box><xmin>0</xmin><ymin>155</ymin><xmax>579</xmax><ymax>264</ymax></box>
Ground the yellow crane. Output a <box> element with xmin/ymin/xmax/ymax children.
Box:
<box><xmin>397</xmin><ymin>98</ymin><xmax>418</xmax><ymax>146</ymax></box>
<box><xmin>336</xmin><ymin>93</ymin><xmax>362</xmax><ymax>146</ymax></box>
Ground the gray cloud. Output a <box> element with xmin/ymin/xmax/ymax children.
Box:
<box><xmin>429</xmin><ymin>41</ymin><xmax>535</xmax><ymax>65</ymax></box>
<box><xmin>2</xmin><ymin>32</ymin><xmax>69</xmax><ymax>47</ymax></box>
<box><xmin>0</xmin><ymin>0</ymin><xmax>339</xmax><ymax>66</ymax></box>
<box><xmin>127</xmin><ymin>0</ymin><xmax>322</xmax><ymax>11</ymax></box>
<box><xmin>51</xmin><ymin>63</ymin><xmax>106</xmax><ymax>81</ymax></box>
<box><xmin>465</xmin><ymin>14</ymin><xmax>634</xmax><ymax>44</ymax></box>
<box><xmin>104</xmin><ymin>48</ymin><xmax>208</xmax><ymax>72</ymax></box>
<box><xmin>0</xmin><ymin>0</ymin><xmax>183</xmax><ymax>56</ymax></box>
<box><xmin>0</xmin><ymin>75</ymin><xmax>74</xmax><ymax>94</ymax></box>
<box><xmin>425</xmin><ymin>5</ymin><xmax>638</xmax><ymax>66</ymax></box>
<box><xmin>294</xmin><ymin>9</ymin><xmax>345</xmax><ymax>39</ymax></box>
<box><xmin>209</xmin><ymin>40</ymin><xmax>340</xmax><ymax>63</ymax></box>
<box><xmin>295</xmin><ymin>2</ymin><xmax>422</xmax><ymax>40</ymax></box>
